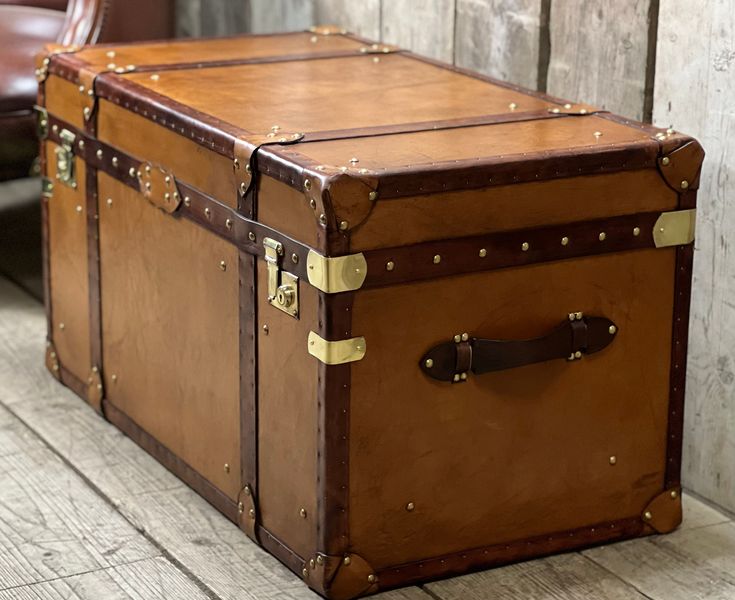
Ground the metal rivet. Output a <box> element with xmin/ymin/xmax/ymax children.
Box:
<box><xmin>454</xmin><ymin>335</ymin><xmax>461</xmax><ymax>343</ymax></box>
<box><xmin>575</xmin><ymin>312</ymin><xmax>583</xmax><ymax>320</ymax></box>
<box><xmin>309</xmin><ymin>199</ymin><xmax>316</xmax><ymax>209</ymax></box>
<box><xmin>681</xmin><ymin>180</ymin><xmax>689</xmax><ymax>189</ymax></box>
<box><xmin>461</xmin><ymin>333</ymin><xmax>469</xmax><ymax>341</ymax></box>
<box><xmin>580</xmin><ymin>109</ymin><xmax>588</xmax><ymax>114</ymax></box>
<box><xmin>128</xmin><ymin>167</ymin><xmax>136</xmax><ymax>178</ymax></box>
<box><xmin>609</xmin><ymin>456</ymin><xmax>617</xmax><ymax>465</ymax></box>
<box><xmin>433</xmin><ymin>254</ymin><xmax>441</xmax><ymax>264</ymax></box>
<box><xmin>59</xmin><ymin>322</ymin><xmax>65</xmax><ymax>330</ymax></box>
<box><xmin>106</xmin><ymin>198</ymin><xmax>113</xmax><ymax>207</ymax></box>
<box><xmin>599</xmin><ymin>232</ymin><xmax>606</xmax><ymax>241</ymax></box>
<box><xmin>661</xmin><ymin>157</ymin><xmax>670</xmax><ymax>166</ymax></box>
<box><xmin>564</xmin><ymin>103</ymin><xmax>572</xmax><ymax>109</ymax></box>
<box><xmin>239</xmin><ymin>182</ymin><xmax>247</xmax><ymax>195</ymax></box>
<box><xmin>508</xmin><ymin>102</ymin><xmax>517</xmax><ymax>110</ymax></box>
<box><xmin>367</xmin><ymin>574</ymin><xmax>376</xmax><ymax>584</ymax></box>
<box><xmin>225</xmin><ymin>218</ymin><xmax>233</xmax><ymax>230</ymax></box>
<box><xmin>609</xmin><ymin>325</ymin><xmax>617</xmax><ymax>335</ymax></box>
<box><xmin>369</xmin><ymin>191</ymin><xmax>378</xmax><ymax>201</ymax></box>
<box><xmin>593</xmin><ymin>131</ymin><xmax>603</xmax><ymax>138</ymax></box>
<box><xmin>309</xmin><ymin>559</ymin><xmax>315</xmax><ymax>569</ymax></box>
<box><xmin>302</xmin><ymin>568</ymin><xmax>308</xmax><ymax>578</ymax></box>
<box><xmin>460</xmin><ymin>372</ymin><xmax>468</xmax><ymax>380</ymax></box>
<box><xmin>224</xmin><ymin>463</ymin><xmax>230</xmax><ymax>473</ymax></box>
<box><xmin>316</xmin><ymin>555</ymin><xmax>324</xmax><ymax>565</ymax></box>
<box><xmin>521</xmin><ymin>242</ymin><xmax>529</xmax><ymax>251</ymax></box>
<box><xmin>643</xmin><ymin>511</ymin><xmax>652</xmax><ymax>521</ymax></box>
<box><xmin>145</xmin><ymin>182</ymin><xmax>152</xmax><ymax>191</ymax></box>
<box><xmin>386</xmin><ymin>261</ymin><xmax>395</xmax><ymax>271</ymax></box>
<box><xmin>244</xmin><ymin>485</ymin><xmax>251</xmax><ymax>496</ymax></box>
<box><xmin>633</xmin><ymin>227</ymin><xmax>640</xmax><ymax>236</ymax></box>
<box><xmin>248</xmin><ymin>231</ymin><xmax>256</xmax><ymax>242</ymax></box>
<box><xmin>561</xmin><ymin>236</ymin><xmax>569</xmax><ymax>246</ymax></box>
<box><xmin>339</xmin><ymin>220</ymin><xmax>349</xmax><ymax>231</ymax></box>
<box><xmin>111</xmin><ymin>374</ymin><xmax>117</xmax><ymax>383</ymax></box>
<box><xmin>670</xmin><ymin>490</ymin><xmax>678</xmax><ymax>499</ymax></box>
<box><xmin>319</xmin><ymin>214</ymin><xmax>328</xmax><ymax>226</ymax></box>
<box><xmin>79</xmin><ymin>85</ymin><xmax>85</xmax><ymax>94</ymax></box>
<box><xmin>145</xmin><ymin>165</ymin><xmax>152</xmax><ymax>174</ymax></box>
<box><xmin>233</xmin><ymin>158</ymin><xmax>240</xmax><ymax>169</ymax></box>
<box><xmin>343</xmin><ymin>556</ymin><xmax>351</xmax><ymax>566</ymax></box>
<box><xmin>204</xmin><ymin>207</ymin><xmax>211</xmax><ymax>219</ymax></box>
<box><xmin>75</xmin><ymin>205</ymin><xmax>83</xmax><ymax>213</ymax></box>
<box><xmin>238</xmin><ymin>502</ymin><xmax>244</xmax><ymax>514</ymax></box>
<box><xmin>106</xmin><ymin>50</ymin><xmax>116</xmax><ymax>58</ymax></box>
<box><xmin>406</xmin><ymin>502</ymin><xmax>415</xmax><ymax>511</ymax></box>
<box><xmin>218</xmin><ymin>260</ymin><xmax>227</xmax><ymax>271</ymax></box>
<box><xmin>111</xmin><ymin>156</ymin><xmax>119</xmax><ymax>167</ymax></box>
<box><xmin>300</xmin><ymin>508</ymin><xmax>307</xmax><ymax>518</ymax></box>
<box><xmin>164</xmin><ymin>175</ymin><xmax>171</xmax><ymax>185</ymax></box>
<box><xmin>164</xmin><ymin>193</ymin><xmax>171</xmax><ymax>202</ymax></box>
<box><xmin>184</xmin><ymin>196</ymin><xmax>191</xmax><ymax>207</ymax></box>
<box><xmin>248</xmin><ymin>508</ymin><xmax>255</xmax><ymax>518</ymax></box>
<box><xmin>96</xmin><ymin>149</ymin><xmax>103</xmax><ymax>159</ymax></box>
<box><xmin>424</xmin><ymin>359</ymin><xmax>433</xmax><ymax>369</ymax></box>
<box><xmin>245</xmin><ymin>164</ymin><xmax>252</xmax><ymax>174</ymax></box>
<box><xmin>292</xmin><ymin>253</ymin><xmax>299</xmax><ymax>264</ymax></box>
<box><xmin>656</xmin><ymin>132</ymin><xmax>667</xmax><ymax>140</ymax></box>
<box><xmin>349</xmin><ymin>157</ymin><xmax>359</xmax><ymax>164</ymax></box>
<box><xmin>551</xmin><ymin>108</ymin><xmax>560</xmax><ymax>114</ymax></box>
<box><xmin>150</xmin><ymin>74</ymin><xmax>160</xmax><ymax>81</ymax></box>
<box><xmin>83</xmin><ymin>107</ymin><xmax>91</xmax><ymax>119</ymax></box>
<box><xmin>304</xmin><ymin>179</ymin><xmax>312</xmax><ymax>191</ymax></box>
<box><xmin>271</xmin><ymin>125</ymin><xmax>280</xmax><ymax>132</ymax></box>
<box><xmin>262</xmin><ymin>325</ymin><xmax>269</xmax><ymax>335</ymax></box>
<box><xmin>78</xmin><ymin>139</ymin><xmax>84</xmax><ymax>150</ymax></box>
<box><xmin>479</xmin><ymin>248</ymin><xmax>487</xmax><ymax>258</ymax></box>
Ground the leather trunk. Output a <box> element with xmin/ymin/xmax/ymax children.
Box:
<box><xmin>37</xmin><ymin>28</ymin><xmax>703</xmax><ymax>599</ymax></box>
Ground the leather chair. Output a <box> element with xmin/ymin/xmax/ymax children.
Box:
<box><xmin>0</xmin><ymin>0</ymin><xmax>175</xmax><ymax>180</ymax></box>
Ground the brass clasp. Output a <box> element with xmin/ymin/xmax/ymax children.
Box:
<box><xmin>264</xmin><ymin>237</ymin><xmax>299</xmax><ymax>318</ymax></box>
<box><xmin>55</xmin><ymin>128</ymin><xmax>77</xmax><ymax>189</ymax></box>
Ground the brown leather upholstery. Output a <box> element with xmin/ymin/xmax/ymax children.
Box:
<box><xmin>0</xmin><ymin>0</ymin><xmax>174</xmax><ymax>180</ymax></box>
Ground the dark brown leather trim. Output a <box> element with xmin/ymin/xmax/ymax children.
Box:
<box><xmin>364</xmin><ymin>211</ymin><xmax>663</xmax><ymax>288</ymax></box>
<box><xmin>317</xmin><ymin>292</ymin><xmax>353</xmax><ymax>557</ymax></box>
<box><xmin>665</xmin><ymin>188</ymin><xmax>697</xmax><ymax>488</ymax></box>
<box><xmin>41</xmin><ymin>141</ymin><xmax>52</xmax><ymax>335</ymax></box>
<box><xmin>421</xmin><ymin>315</ymin><xmax>618</xmax><ymax>382</ymax></box>
<box><xmin>374</xmin><ymin>517</ymin><xmax>644</xmax><ymax>590</ymax></box>
<box><xmin>642</xmin><ymin>487</ymin><xmax>683</xmax><ymax>534</ymax></box>
<box><xmin>257</xmin><ymin>525</ymin><xmax>307</xmax><ymax>575</ymax></box>
<box><xmin>657</xmin><ymin>140</ymin><xmax>706</xmax><ymax>192</ymax></box>
<box><xmin>58</xmin><ymin>363</ymin><xmax>88</xmax><ymax>401</ymax></box>
<box><xmin>103</xmin><ymin>399</ymin><xmax>240</xmax><ymax>522</ymax></box>
<box><xmin>85</xmin><ymin>165</ymin><xmax>103</xmax><ymax>384</ymax></box>
<box><xmin>239</xmin><ymin>250</ymin><xmax>257</xmax><ymax>498</ymax></box>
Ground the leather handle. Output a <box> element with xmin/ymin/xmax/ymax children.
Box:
<box><xmin>419</xmin><ymin>314</ymin><xmax>618</xmax><ymax>383</ymax></box>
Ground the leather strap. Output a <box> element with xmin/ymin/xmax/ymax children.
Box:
<box><xmin>420</xmin><ymin>315</ymin><xmax>618</xmax><ymax>383</ymax></box>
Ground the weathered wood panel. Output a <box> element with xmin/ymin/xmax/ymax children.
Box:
<box><xmin>246</xmin><ymin>0</ymin><xmax>315</xmax><ymax>34</ymax></box>
<box><xmin>653</xmin><ymin>0</ymin><xmax>735</xmax><ymax>514</ymax></box>
<box><xmin>314</xmin><ymin>0</ymin><xmax>381</xmax><ymax>40</ymax></box>
<box><xmin>546</xmin><ymin>0</ymin><xmax>655</xmax><ymax>120</ymax></box>
<box><xmin>381</xmin><ymin>0</ymin><xmax>456</xmax><ymax>62</ymax></box>
<box><xmin>454</xmin><ymin>0</ymin><xmax>543</xmax><ymax>89</ymax></box>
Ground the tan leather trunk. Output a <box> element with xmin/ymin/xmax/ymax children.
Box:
<box><xmin>37</xmin><ymin>27</ymin><xmax>703</xmax><ymax>599</ymax></box>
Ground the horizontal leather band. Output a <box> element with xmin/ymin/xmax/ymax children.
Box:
<box><xmin>420</xmin><ymin>314</ymin><xmax>618</xmax><ymax>382</ymax></box>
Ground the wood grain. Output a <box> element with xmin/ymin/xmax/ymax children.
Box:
<box><xmin>654</xmin><ymin>0</ymin><xmax>735</xmax><ymax>516</ymax></box>
<box><xmin>454</xmin><ymin>0</ymin><xmax>543</xmax><ymax>89</ymax></box>
<box><xmin>380</xmin><ymin>0</ymin><xmax>455</xmax><ymax>62</ymax></box>
<box><xmin>546</xmin><ymin>0</ymin><xmax>654</xmax><ymax>120</ymax></box>
<box><xmin>314</xmin><ymin>0</ymin><xmax>381</xmax><ymax>39</ymax></box>
<box><xmin>246</xmin><ymin>0</ymin><xmax>315</xmax><ymax>34</ymax></box>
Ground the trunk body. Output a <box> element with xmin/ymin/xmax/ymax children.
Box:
<box><xmin>38</xmin><ymin>29</ymin><xmax>703</xmax><ymax>599</ymax></box>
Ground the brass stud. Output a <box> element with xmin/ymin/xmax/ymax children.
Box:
<box><xmin>460</xmin><ymin>372</ymin><xmax>468</xmax><ymax>380</ymax></box>
<box><xmin>550</xmin><ymin>108</ymin><xmax>561</xmax><ymax>114</ymax></box>
<box><xmin>561</xmin><ymin>236</ymin><xmax>569</xmax><ymax>246</ymax></box>
<box><xmin>300</xmin><ymin>508</ymin><xmax>307</xmax><ymax>519</ymax></box>
<box><xmin>609</xmin><ymin>325</ymin><xmax>617</xmax><ymax>335</ymax></box>
<box><xmin>633</xmin><ymin>227</ymin><xmax>640</xmax><ymax>236</ymax></box>
<box><xmin>521</xmin><ymin>242</ymin><xmax>529</xmax><ymax>252</ymax></box>
<box><xmin>164</xmin><ymin>193</ymin><xmax>171</xmax><ymax>202</ymax></box>
<box><xmin>164</xmin><ymin>175</ymin><xmax>171</xmax><ymax>185</ymax></box>
<box><xmin>271</xmin><ymin>125</ymin><xmax>281</xmax><ymax>132</ymax></box>
<box><xmin>291</xmin><ymin>253</ymin><xmax>299</xmax><ymax>264</ymax></box>
<box><xmin>244</xmin><ymin>485</ymin><xmax>251</xmax><ymax>496</ymax></box>
<box><xmin>661</xmin><ymin>156</ymin><xmax>670</xmax><ymax>166</ymax></box>
<box><xmin>79</xmin><ymin>85</ymin><xmax>86</xmax><ymax>94</ymax></box>
<box><xmin>568</xmin><ymin>313</ymin><xmax>576</xmax><ymax>321</ymax></box>
<box><xmin>609</xmin><ymin>456</ymin><xmax>617</xmax><ymax>465</ymax></box>
<box><xmin>239</xmin><ymin>182</ymin><xmax>247</xmax><ymax>195</ymax></box>
<box><xmin>385</xmin><ymin>260</ymin><xmax>395</xmax><ymax>271</ymax></box>
<box><xmin>599</xmin><ymin>232</ymin><xmax>606</xmax><ymax>241</ymax></box>
<box><xmin>238</xmin><ymin>502</ymin><xmax>244</xmax><ymax>514</ymax></box>
<box><xmin>150</xmin><ymin>74</ymin><xmax>160</xmax><ymax>81</ymax></box>
<box><xmin>681</xmin><ymin>180</ymin><xmax>689</xmax><ymax>189</ymax></box>
<box><xmin>670</xmin><ymin>490</ymin><xmax>678</xmax><ymax>499</ymax></box>
<box><xmin>145</xmin><ymin>182</ymin><xmax>152</xmax><ymax>191</ymax></box>
<box><xmin>111</xmin><ymin>374</ymin><xmax>117</xmax><ymax>383</ymax></box>
<box><xmin>406</xmin><ymin>502</ymin><xmax>415</xmax><ymax>511</ymax></box>
<box><xmin>106</xmin><ymin>198</ymin><xmax>113</xmax><ymax>207</ymax></box>
<box><xmin>248</xmin><ymin>231</ymin><xmax>256</xmax><ymax>242</ymax></box>
<box><xmin>350</xmin><ymin>157</ymin><xmax>359</xmax><ymax>164</ymax></box>
<box><xmin>75</xmin><ymin>205</ymin><xmax>83</xmax><ymax>213</ymax></box>
<box><xmin>248</xmin><ymin>509</ymin><xmax>255</xmax><ymax>519</ymax></box>
<box><xmin>309</xmin><ymin>199</ymin><xmax>316</xmax><ymax>209</ymax></box>
<box><xmin>224</xmin><ymin>463</ymin><xmax>230</xmax><ymax>473</ymax></box>
<box><xmin>574</xmin><ymin>351</ymin><xmax>582</xmax><ymax>359</ymax></box>
<box><xmin>106</xmin><ymin>50</ymin><xmax>116</xmax><ymax>58</ymax></box>
<box><xmin>304</xmin><ymin>179</ymin><xmax>312</xmax><ymax>191</ymax></box>
<box><xmin>204</xmin><ymin>207</ymin><xmax>211</xmax><ymax>219</ymax></box>
<box><xmin>128</xmin><ymin>167</ymin><xmax>136</xmax><ymax>178</ymax></box>
<box><xmin>424</xmin><ymin>359</ymin><xmax>434</xmax><ymax>369</ymax></box>
<box><xmin>262</xmin><ymin>325</ymin><xmax>269</xmax><ymax>335</ymax></box>
<box><xmin>433</xmin><ymin>254</ymin><xmax>441</xmax><ymax>264</ymax></box>
<box><xmin>479</xmin><ymin>248</ymin><xmax>487</xmax><ymax>258</ymax></box>
<box><xmin>245</xmin><ymin>164</ymin><xmax>252</xmax><ymax>175</ymax></box>
<box><xmin>219</xmin><ymin>261</ymin><xmax>227</xmax><ymax>271</ymax></box>
<box><xmin>319</xmin><ymin>214</ymin><xmax>327</xmax><ymax>226</ymax></box>
<box><xmin>593</xmin><ymin>131</ymin><xmax>603</xmax><ymax>138</ymax></box>
<box><xmin>564</xmin><ymin>103</ymin><xmax>572</xmax><ymax>109</ymax></box>
<box><xmin>302</xmin><ymin>568</ymin><xmax>308</xmax><ymax>578</ymax></box>
<box><xmin>461</xmin><ymin>333</ymin><xmax>469</xmax><ymax>341</ymax></box>
<box><xmin>316</xmin><ymin>555</ymin><xmax>324</xmax><ymax>566</ymax></box>
<box><xmin>111</xmin><ymin>156</ymin><xmax>119</xmax><ymax>167</ymax></box>
<box><xmin>643</xmin><ymin>511</ymin><xmax>652</xmax><ymax>521</ymax></box>
<box><xmin>96</xmin><ymin>149</ymin><xmax>103</xmax><ymax>160</ymax></box>
<box><xmin>508</xmin><ymin>102</ymin><xmax>518</xmax><ymax>110</ymax></box>
<box><xmin>454</xmin><ymin>335</ymin><xmax>461</xmax><ymax>343</ymax></box>
<box><xmin>183</xmin><ymin>196</ymin><xmax>191</xmax><ymax>207</ymax></box>
<box><xmin>343</xmin><ymin>557</ymin><xmax>351</xmax><ymax>566</ymax></box>
<box><xmin>367</xmin><ymin>574</ymin><xmax>376</xmax><ymax>584</ymax></box>
<box><xmin>579</xmin><ymin>109</ymin><xmax>588</xmax><ymax>114</ymax></box>
<box><xmin>453</xmin><ymin>374</ymin><xmax>460</xmax><ymax>382</ymax></box>
<box><xmin>59</xmin><ymin>322</ymin><xmax>65</xmax><ymax>330</ymax></box>
<box><xmin>339</xmin><ymin>220</ymin><xmax>349</xmax><ymax>231</ymax></box>
<box><xmin>309</xmin><ymin>559</ymin><xmax>315</xmax><ymax>569</ymax></box>
<box><xmin>78</xmin><ymin>139</ymin><xmax>84</xmax><ymax>150</ymax></box>
<box><xmin>233</xmin><ymin>158</ymin><xmax>240</xmax><ymax>169</ymax></box>
<box><xmin>575</xmin><ymin>312</ymin><xmax>583</xmax><ymax>320</ymax></box>
<box><xmin>368</xmin><ymin>191</ymin><xmax>378</xmax><ymax>201</ymax></box>
<box><xmin>225</xmin><ymin>218</ymin><xmax>233</xmax><ymax>230</ymax></box>
<box><xmin>83</xmin><ymin>107</ymin><xmax>91</xmax><ymax>119</ymax></box>
<box><xmin>145</xmin><ymin>165</ymin><xmax>152</xmax><ymax>174</ymax></box>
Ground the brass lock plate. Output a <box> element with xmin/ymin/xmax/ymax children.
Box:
<box><xmin>264</xmin><ymin>237</ymin><xmax>299</xmax><ymax>318</ymax></box>
<box><xmin>55</xmin><ymin>128</ymin><xmax>77</xmax><ymax>189</ymax></box>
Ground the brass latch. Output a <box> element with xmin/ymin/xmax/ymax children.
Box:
<box><xmin>35</xmin><ymin>106</ymin><xmax>48</xmax><ymax>139</ymax></box>
<box><xmin>55</xmin><ymin>129</ymin><xmax>77</xmax><ymax>189</ymax></box>
<box><xmin>264</xmin><ymin>237</ymin><xmax>299</xmax><ymax>318</ymax></box>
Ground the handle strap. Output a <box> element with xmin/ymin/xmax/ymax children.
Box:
<box><xmin>420</xmin><ymin>313</ymin><xmax>618</xmax><ymax>383</ymax></box>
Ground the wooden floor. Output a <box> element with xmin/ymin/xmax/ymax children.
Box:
<box><xmin>1</xmin><ymin>275</ymin><xmax>734</xmax><ymax>600</ymax></box>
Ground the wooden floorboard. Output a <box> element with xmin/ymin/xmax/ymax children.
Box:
<box><xmin>1</xmin><ymin>275</ymin><xmax>734</xmax><ymax>600</ymax></box>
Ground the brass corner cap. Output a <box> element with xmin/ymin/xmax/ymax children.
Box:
<box><xmin>308</xmin><ymin>332</ymin><xmax>366</xmax><ymax>365</ymax></box>
<box><xmin>653</xmin><ymin>209</ymin><xmax>696</xmax><ymax>248</ymax></box>
<box><xmin>306</xmin><ymin>250</ymin><xmax>367</xmax><ymax>293</ymax></box>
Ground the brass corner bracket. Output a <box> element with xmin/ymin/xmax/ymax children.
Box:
<box><xmin>306</xmin><ymin>251</ymin><xmax>367</xmax><ymax>293</ymax></box>
<box><xmin>308</xmin><ymin>332</ymin><xmax>366</xmax><ymax>365</ymax></box>
<box><xmin>653</xmin><ymin>209</ymin><xmax>696</xmax><ymax>248</ymax></box>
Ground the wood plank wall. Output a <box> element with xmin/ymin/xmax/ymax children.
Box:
<box><xmin>173</xmin><ymin>0</ymin><xmax>735</xmax><ymax>513</ymax></box>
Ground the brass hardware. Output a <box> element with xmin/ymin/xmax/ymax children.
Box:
<box><xmin>350</xmin><ymin>157</ymin><xmax>359</xmax><ymax>164</ymax></box>
<box><xmin>564</xmin><ymin>103</ymin><xmax>572</xmax><ymax>109</ymax></box>
<box><xmin>574</xmin><ymin>351</ymin><xmax>582</xmax><ymax>359</ymax></box>
<box><xmin>304</xmin><ymin>179</ymin><xmax>312</xmax><ymax>191</ymax></box>
<box><xmin>460</xmin><ymin>372</ymin><xmax>468</xmax><ymax>380</ymax></box>
<box><xmin>479</xmin><ymin>248</ymin><xmax>487</xmax><ymax>258</ymax></box>
<box><xmin>369</xmin><ymin>191</ymin><xmax>378</xmax><ymax>201</ymax></box>
<box><xmin>309</xmin><ymin>559</ymin><xmax>315</xmax><ymax>569</ymax></box>
<box><xmin>300</xmin><ymin>508</ymin><xmax>307</xmax><ymax>518</ymax></box>
<box><xmin>609</xmin><ymin>325</ymin><xmax>617</xmax><ymax>334</ymax></box>
<box><xmin>633</xmin><ymin>227</ymin><xmax>641</xmax><ymax>236</ymax></box>
<box><xmin>183</xmin><ymin>196</ymin><xmax>191</xmax><ymax>207</ymax></box>
<box><xmin>248</xmin><ymin>231</ymin><xmax>256</xmax><ymax>242</ymax></box>
<box><xmin>367</xmin><ymin>574</ymin><xmax>376</xmax><ymax>584</ymax></box>
<box><xmin>302</xmin><ymin>568</ymin><xmax>308</xmax><ymax>578</ymax></box>
<box><xmin>508</xmin><ymin>102</ymin><xmax>517</xmax><ymax>110</ymax></box>
<box><xmin>224</xmin><ymin>463</ymin><xmax>230</xmax><ymax>473</ymax></box>
<box><xmin>262</xmin><ymin>325</ymin><xmax>269</xmax><ymax>335</ymax></box>
<box><xmin>41</xmin><ymin>177</ymin><xmax>54</xmax><ymax>198</ymax></box>
<box><xmin>239</xmin><ymin>182</ymin><xmax>247</xmax><ymax>195</ymax></box>
<box><xmin>35</xmin><ymin>106</ymin><xmax>48</xmax><ymax>139</ymax></box>
<box><xmin>681</xmin><ymin>180</ymin><xmax>689</xmax><ymax>189</ymax></box>
<box><xmin>59</xmin><ymin>322</ymin><xmax>65</xmax><ymax>330</ymax></box>
<box><xmin>309</xmin><ymin>198</ymin><xmax>317</xmax><ymax>209</ymax></box>
<box><xmin>106</xmin><ymin>198</ymin><xmax>113</xmax><ymax>207</ymax></box>
<box><xmin>225</xmin><ymin>218</ymin><xmax>233</xmax><ymax>230</ymax></box>
<box><xmin>599</xmin><ymin>232</ymin><xmax>606</xmax><ymax>241</ymax></box>
<box><xmin>248</xmin><ymin>508</ymin><xmax>255</xmax><ymax>518</ymax></box>
<box><xmin>653</xmin><ymin>209</ymin><xmax>696</xmax><ymax>248</ymax></box>
<box><xmin>233</xmin><ymin>158</ymin><xmax>240</xmax><ymax>169</ymax></box>
<box><xmin>670</xmin><ymin>490</ymin><xmax>678</xmax><ymax>499</ymax></box>
<box><xmin>96</xmin><ymin>149</ymin><xmax>103</xmax><ymax>161</ymax></box>
<box><xmin>291</xmin><ymin>253</ymin><xmax>299</xmax><ymax>264</ymax></box>
<box><xmin>308</xmin><ymin>331</ymin><xmax>366</xmax><ymax>365</ymax></box>
<box><xmin>306</xmin><ymin>250</ymin><xmax>367</xmax><ymax>293</ymax></box>
<box><xmin>343</xmin><ymin>556</ymin><xmax>351</xmax><ymax>566</ymax></box>
<box><xmin>453</xmin><ymin>334</ymin><xmax>461</xmax><ymax>343</ymax></box>
<box><xmin>521</xmin><ymin>242</ymin><xmax>529</xmax><ymax>251</ymax></box>
<box><xmin>75</xmin><ymin>205</ymin><xmax>83</xmax><ymax>213</ymax></box>
<box><xmin>83</xmin><ymin>107</ymin><xmax>91</xmax><ymax>120</ymax></box>
<box><xmin>661</xmin><ymin>156</ymin><xmax>670</xmax><ymax>166</ymax></box>
<box><xmin>568</xmin><ymin>312</ymin><xmax>583</xmax><ymax>321</ymax></box>
<box><xmin>318</xmin><ymin>214</ymin><xmax>328</xmax><ymax>226</ymax></box>
<box><xmin>433</xmin><ymin>254</ymin><xmax>441</xmax><ymax>264</ymax></box>
<box><xmin>204</xmin><ymin>207</ymin><xmax>211</xmax><ymax>219</ymax></box>
<box><xmin>550</xmin><ymin>107</ymin><xmax>561</xmax><ymax>114</ymax></box>
<box><xmin>128</xmin><ymin>167</ymin><xmax>136</xmax><ymax>178</ymax></box>
<box><xmin>78</xmin><ymin>139</ymin><xmax>84</xmax><ymax>150</ymax></box>
<box><xmin>55</xmin><ymin>129</ymin><xmax>77</xmax><ymax>189</ymax></box>
<box><xmin>244</xmin><ymin>485</ymin><xmax>251</xmax><ymax>496</ymax></box>
<box><xmin>219</xmin><ymin>260</ymin><xmax>227</xmax><ymax>271</ymax></box>
<box><xmin>561</xmin><ymin>236</ymin><xmax>569</xmax><ymax>246</ymax></box>
<box><xmin>425</xmin><ymin>359</ymin><xmax>434</xmax><ymax>369</ymax></box>
<box><xmin>385</xmin><ymin>261</ymin><xmax>395</xmax><ymax>271</ymax></box>
<box><xmin>111</xmin><ymin>374</ymin><xmax>117</xmax><ymax>382</ymax></box>
<box><xmin>339</xmin><ymin>220</ymin><xmax>349</xmax><ymax>231</ymax></box>
<box><xmin>111</xmin><ymin>156</ymin><xmax>119</xmax><ymax>167</ymax></box>
<box><xmin>406</xmin><ymin>502</ymin><xmax>415</xmax><ymax>511</ymax></box>
<box><xmin>316</xmin><ymin>555</ymin><xmax>324</xmax><ymax>565</ymax></box>
<box><xmin>609</xmin><ymin>456</ymin><xmax>617</xmax><ymax>465</ymax></box>
<box><xmin>643</xmin><ymin>511</ymin><xmax>652</xmax><ymax>521</ymax></box>
<box><xmin>461</xmin><ymin>333</ymin><xmax>469</xmax><ymax>341</ymax></box>
<box><xmin>264</xmin><ymin>238</ymin><xmax>299</xmax><ymax>318</ymax></box>
<box><xmin>593</xmin><ymin>131</ymin><xmax>603</xmax><ymax>138</ymax></box>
